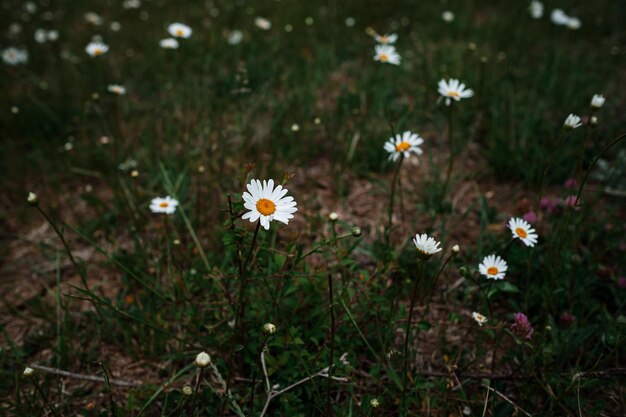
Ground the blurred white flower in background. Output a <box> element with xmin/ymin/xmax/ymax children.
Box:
<box><xmin>86</xmin><ymin>41</ymin><xmax>109</xmax><ymax>57</ymax></box>
<box><xmin>2</xmin><ymin>47</ymin><xmax>28</xmax><ymax>65</ymax></box>
<box><xmin>529</xmin><ymin>1</ymin><xmax>544</xmax><ymax>19</ymax></box>
<box><xmin>442</xmin><ymin>11</ymin><xmax>455</xmax><ymax>23</ymax></box>
<box><xmin>168</xmin><ymin>23</ymin><xmax>192</xmax><ymax>38</ymax></box>
<box><xmin>227</xmin><ymin>30</ymin><xmax>243</xmax><ymax>45</ymax></box>
<box><xmin>255</xmin><ymin>17</ymin><xmax>272</xmax><ymax>31</ymax></box>
<box><xmin>374</xmin><ymin>44</ymin><xmax>401</xmax><ymax>65</ymax></box>
<box><xmin>159</xmin><ymin>38</ymin><xmax>179</xmax><ymax>49</ymax></box>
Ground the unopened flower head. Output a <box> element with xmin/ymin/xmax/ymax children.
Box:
<box><xmin>328</xmin><ymin>212</ymin><xmax>339</xmax><ymax>222</ymax></box>
<box><xmin>107</xmin><ymin>84</ymin><xmax>126</xmax><ymax>95</ymax></box>
<box><xmin>384</xmin><ymin>131</ymin><xmax>424</xmax><ymax>161</ymax></box>
<box><xmin>438</xmin><ymin>78</ymin><xmax>474</xmax><ymax>106</ymax></box>
<box><xmin>168</xmin><ymin>23</ymin><xmax>192</xmax><ymax>38</ymax></box>
<box><xmin>27</xmin><ymin>192</ymin><xmax>39</xmax><ymax>205</ymax></box>
<box><xmin>85</xmin><ymin>42</ymin><xmax>109</xmax><ymax>57</ymax></box>
<box><xmin>566</xmin><ymin>17</ymin><xmax>581</xmax><ymax>30</ymax></box>
<box><xmin>590</xmin><ymin>116</ymin><xmax>598</xmax><ymax>126</ymax></box>
<box><xmin>472</xmin><ymin>312</ymin><xmax>488</xmax><ymax>326</ymax></box>
<box><xmin>242</xmin><ymin>179</ymin><xmax>297</xmax><ymax>230</ymax></box>
<box><xmin>351</xmin><ymin>226</ymin><xmax>362</xmax><ymax>237</ymax></box>
<box><xmin>149</xmin><ymin>196</ymin><xmax>179</xmax><ymax>215</ymax></box>
<box><xmin>182</xmin><ymin>385</ymin><xmax>193</xmax><ymax>396</ymax></box>
<box><xmin>590</xmin><ymin>94</ymin><xmax>605</xmax><ymax>109</ymax></box>
<box><xmin>563</xmin><ymin>114</ymin><xmax>582</xmax><ymax>129</ymax></box>
<box><xmin>227</xmin><ymin>30</ymin><xmax>243</xmax><ymax>45</ymax></box>
<box><xmin>442</xmin><ymin>11</ymin><xmax>455</xmax><ymax>23</ymax></box>
<box><xmin>195</xmin><ymin>351</ymin><xmax>211</xmax><ymax>368</ymax></box>
<box><xmin>263</xmin><ymin>323</ymin><xmax>277</xmax><ymax>334</ymax></box>
<box><xmin>529</xmin><ymin>1</ymin><xmax>544</xmax><ymax>19</ymax></box>
<box><xmin>255</xmin><ymin>17</ymin><xmax>272</xmax><ymax>31</ymax></box>
<box><xmin>508</xmin><ymin>217</ymin><xmax>538</xmax><ymax>247</ymax></box>
<box><xmin>550</xmin><ymin>9</ymin><xmax>569</xmax><ymax>26</ymax></box>
<box><xmin>2</xmin><ymin>47</ymin><xmax>28</xmax><ymax>65</ymax></box>
<box><xmin>511</xmin><ymin>312</ymin><xmax>534</xmax><ymax>339</ymax></box>
<box><xmin>451</xmin><ymin>244</ymin><xmax>460</xmax><ymax>254</ymax></box>
<box><xmin>412</xmin><ymin>233</ymin><xmax>442</xmax><ymax>259</ymax></box>
<box><xmin>159</xmin><ymin>38</ymin><xmax>179</xmax><ymax>49</ymax></box>
<box><xmin>85</xmin><ymin>12</ymin><xmax>103</xmax><ymax>26</ymax></box>
<box><xmin>23</xmin><ymin>367</ymin><xmax>35</xmax><ymax>378</ymax></box>
<box><xmin>374</xmin><ymin>44</ymin><xmax>401</xmax><ymax>65</ymax></box>
<box><xmin>479</xmin><ymin>254</ymin><xmax>508</xmax><ymax>280</ymax></box>
<box><xmin>374</xmin><ymin>33</ymin><xmax>398</xmax><ymax>45</ymax></box>
<box><xmin>370</xmin><ymin>398</ymin><xmax>380</xmax><ymax>408</ymax></box>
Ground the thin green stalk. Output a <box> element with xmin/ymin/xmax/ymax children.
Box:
<box><xmin>400</xmin><ymin>259</ymin><xmax>425</xmax><ymax>415</ymax></box>
<box><xmin>137</xmin><ymin>363</ymin><xmax>195</xmax><ymax>417</ymax></box>
<box><xmin>189</xmin><ymin>368</ymin><xmax>204</xmax><ymax>415</ymax></box>
<box><xmin>385</xmin><ymin>154</ymin><xmax>404</xmax><ymax>247</ymax></box>
<box><xmin>220</xmin><ymin>221</ymin><xmax>262</xmax><ymax>417</ymax></box>
<box><xmin>31</xmin><ymin>378</ymin><xmax>58</xmax><ymax>417</ymax></box>
<box><xmin>440</xmin><ymin>104</ymin><xmax>455</xmax><ymax>203</ymax></box>
<box><xmin>327</xmin><ymin>273</ymin><xmax>336</xmax><ymax>417</ymax></box>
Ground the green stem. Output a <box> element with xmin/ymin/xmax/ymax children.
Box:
<box><xmin>386</xmin><ymin>155</ymin><xmax>404</xmax><ymax>247</ymax></box>
<box><xmin>441</xmin><ymin>104</ymin><xmax>454</xmax><ymax>202</ymax></box>
<box><xmin>327</xmin><ymin>274</ymin><xmax>336</xmax><ymax>417</ymax></box>
<box><xmin>400</xmin><ymin>259</ymin><xmax>425</xmax><ymax>415</ymax></box>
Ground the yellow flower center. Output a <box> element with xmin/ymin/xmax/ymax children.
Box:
<box><xmin>515</xmin><ymin>227</ymin><xmax>527</xmax><ymax>238</ymax></box>
<box><xmin>256</xmin><ymin>198</ymin><xmax>276</xmax><ymax>216</ymax></box>
<box><xmin>159</xmin><ymin>202</ymin><xmax>169</xmax><ymax>208</ymax></box>
<box><xmin>379</xmin><ymin>53</ymin><xmax>388</xmax><ymax>62</ymax></box>
<box><xmin>395</xmin><ymin>141</ymin><xmax>410</xmax><ymax>152</ymax></box>
<box><xmin>380</xmin><ymin>36</ymin><xmax>388</xmax><ymax>43</ymax></box>
<box><xmin>176</xmin><ymin>29</ymin><xmax>184</xmax><ymax>36</ymax></box>
<box><xmin>448</xmin><ymin>91</ymin><xmax>460</xmax><ymax>98</ymax></box>
<box><xmin>94</xmin><ymin>48</ymin><xmax>103</xmax><ymax>55</ymax></box>
<box><xmin>487</xmin><ymin>267</ymin><xmax>498</xmax><ymax>276</ymax></box>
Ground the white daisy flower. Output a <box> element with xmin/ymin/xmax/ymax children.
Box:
<box><xmin>123</xmin><ymin>0</ymin><xmax>141</xmax><ymax>9</ymax></box>
<box><xmin>34</xmin><ymin>28</ymin><xmax>47</xmax><ymax>43</ymax></box>
<box><xmin>563</xmin><ymin>114</ymin><xmax>582</xmax><ymax>129</ymax></box>
<box><xmin>255</xmin><ymin>17</ymin><xmax>272</xmax><ymax>31</ymax></box>
<box><xmin>438</xmin><ymin>78</ymin><xmax>474</xmax><ymax>106</ymax></box>
<box><xmin>242</xmin><ymin>179</ymin><xmax>297</xmax><ymax>230</ymax></box>
<box><xmin>442</xmin><ymin>11</ymin><xmax>455</xmax><ymax>23</ymax></box>
<box><xmin>472</xmin><ymin>312</ymin><xmax>488</xmax><ymax>326</ymax></box>
<box><xmin>107</xmin><ymin>84</ymin><xmax>126</xmax><ymax>95</ymax></box>
<box><xmin>550</xmin><ymin>9</ymin><xmax>569</xmax><ymax>26</ymax></box>
<box><xmin>508</xmin><ymin>217</ymin><xmax>538</xmax><ymax>247</ymax></box>
<box><xmin>47</xmin><ymin>30</ymin><xmax>59</xmax><ymax>41</ymax></box>
<box><xmin>528</xmin><ymin>1</ymin><xmax>544</xmax><ymax>19</ymax></box>
<box><xmin>168</xmin><ymin>23</ymin><xmax>192</xmax><ymax>38</ymax></box>
<box><xmin>412</xmin><ymin>233</ymin><xmax>442</xmax><ymax>259</ymax></box>
<box><xmin>384</xmin><ymin>131</ymin><xmax>424</xmax><ymax>162</ymax></box>
<box><xmin>566</xmin><ymin>17</ymin><xmax>581</xmax><ymax>30</ymax></box>
<box><xmin>227</xmin><ymin>30</ymin><xmax>243</xmax><ymax>45</ymax></box>
<box><xmin>2</xmin><ymin>47</ymin><xmax>28</xmax><ymax>65</ymax></box>
<box><xmin>374</xmin><ymin>33</ymin><xmax>398</xmax><ymax>44</ymax></box>
<box><xmin>85</xmin><ymin>12</ymin><xmax>103</xmax><ymax>26</ymax></box>
<box><xmin>479</xmin><ymin>254</ymin><xmax>508</xmax><ymax>280</ymax></box>
<box><xmin>159</xmin><ymin>38</ymin><xmax>179</xmax><ymax>49</ymax></box>
<box><xmin>590</xmin><ymin>94</ymin><xmax>605</xmax><ymax>109</ymax></box>
<box><xmin>374</xmin><ymin>44</ymin><xmax>401</xmax><ymax>65</ymax></box>
<box><xmin>150</xmin><ymin>196</ymin><xmax>179</xmax><ymax>215</ymax></box>
<box><xmin>85</xmin><ymin>41</ymin><xmax>109</xmax><ymax>57</ymax></box>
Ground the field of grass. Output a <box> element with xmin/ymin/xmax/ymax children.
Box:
<box><xmin>1</xmin><ymin>0</ymin><xmax>625</xmax><ymax>416</ymax></box>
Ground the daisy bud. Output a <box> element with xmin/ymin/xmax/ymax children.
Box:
<box><xmin>590</xmin><ymin>94</ymin><xmax>605</xmax><ymax>109</ymax></box>
<box><xmin>590</xmin><ymin>116</ymin><xmax>598</xmax><ymax>127</ymax></box>
<box><xmin>563</xmin><ymin>114</ymin><xmax>582</xmax><ymax>129</ymax></box>
<box><xmin>451</xmin><ymin>244</ymin><xmax>460</xmax><ymax>254</ymax></box>
<box><xmin>182</xmin><ymin>385</ymin><xmax>194</xmax><ymax>396</ymax></box>
<box><xmin>23</xmin><ymin>367</ymin><xmax>34</xmax><ymax>378</ymax></box>
<box><xmin>351</xmin><ymin>226</ymin><xmax>362</xmax><ymax>237</ymax></box>
<box><xmin>328</xmin><ymin>212</ymin><xmax>338</xmax><ymax>222</ymax></box>
<box><xmin>195</xmin><ymin>351</ymin><xmax>211</xmax><ymax>368</ymax></box>
<box><xmin>370</xmin><ymin>398</ymin><xmax>380</xmax><ymax>408</ymax></box>
<box><xmin>263</xmin><ymin>323</ymin><xmax>277</xmax><ymax>334</ymax></box>
<box><xmin>27</xmin><ymin>192</ymin><xmax>39</xmax><ymax>206</ymax></box>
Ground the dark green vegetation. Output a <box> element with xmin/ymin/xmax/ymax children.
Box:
<box><xmin>1</xmin><ymin>0</ymin><xmax>625</xmax><ymax>416</ymax></box>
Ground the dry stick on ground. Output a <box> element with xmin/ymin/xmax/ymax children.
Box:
<box><xmin>28</xmin><ymin>364</ymin><xmax>142</xmax><ymax>387</ymax></box>
<box><xmin>258</xmin><ymin>349</ymin><xmax>348</xmax><ymax>417</ymax></box>
<box><xmin>481</xmin><ymin>384</ymin><xmax>532</xmax><ymax>417</ymax></box>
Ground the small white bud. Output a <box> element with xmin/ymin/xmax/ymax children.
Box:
<box><xmin>370</xmin><ymin>398</ymin><xmax>380</xmax><ymax>408</ymax></box>
<box><xmin>27</xmin><ymin>192</ymin><xmax>38</xmax><ymax>205</ymax></box>
<box><xmin>351</xmin><ymin>226</ymin><xmax>362</xmax><ymax>237</ymax></box>
<box><xmin>590</xmin><ymin>94</ymin><xmax>605</xmax><ymax>109</ymax></box>
<box><xmin>451</xmin><ymin>244</ymin><xmax>460</xmax><ymax>254</ymax></box>
<box><xmin>23</xmin><ymin>367</ymin><xmax>34</xmax><ymax>378</ymax></box>
<box><xmin>263</xmin><ymin>323</ymin><xmax>276</xmax><ymax>334</ymax></box>
<box><xmin>590</xmin><ymin>116</ymin><xmax>598</xmax><ymax>127</ymax></box>
<box><xmin>291</xmin><ymin>124</ymin><xmax>300</xmax><ymax>132</ymax></box>
<box><xmin>195</xmin><ymin>351</ymin><xmax>211</xmax><ymax>368</ymax></box>
<box><xmin>182</xmin><ymin>385</ymin><xmax>193</xmax><ymax>396</ymax></box>
<box><xmin>328</xmin><ymin>212</ymin><xmax>338</xmax><ymax>222</ymax></box>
